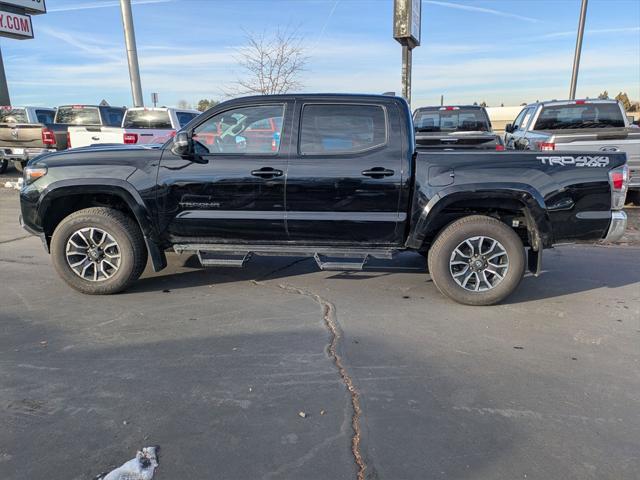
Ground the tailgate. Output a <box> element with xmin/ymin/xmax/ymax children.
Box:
<box><xmin>126</xmin><ymin>128</ymin><xmax>175</xmax><ymax>144</ymax></box>
<box><xmin>68</xmin><ymin>126</ymin><xmax>124</xmax><ymax>148</ymax></box>
<box><xmin>0</xmin><ymin>123</ymin><xmax>45</xmax><ymax>148</ymax></box>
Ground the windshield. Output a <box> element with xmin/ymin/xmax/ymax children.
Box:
<box><xmin>0</xmin><ymin>107</ymin><xmax>28</xmax><ymax>123</ymax></box>
<box><xmin>414</xmin><ymin>108</ymin><xmax>489</xmax><ymax>132</ymax></box>
<box><xmin>55</xmin><ymin>106</ymin><xmax>101</xmax><ymax>125</ymax></box>
<box><xmin>534</xmin><ymin>103</ymin><xmax>625</xmax><ymax>130</ymax></box>
<box><xmin>123</xmin><ymin>109</ymin><xmax>172</xmax><ymax>129</ymax></box>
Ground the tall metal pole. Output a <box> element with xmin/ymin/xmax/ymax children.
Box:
<box><xmin>401</xmin><ymin>45</ymin><xmax>412</xmax><ymax>106</ymax></box>
<box><xmin>569</xmin><ymin>0</ymin><xmax>588</xmax><ymax>100</ymax></box>
<box><xmin>120</xmin><ymin>0</ymin><xmax>143</xmax><ymax>107</ymax></box>
<box><xmin>0</xmin><ymin>45</ymin><xmax>10</xmax><ymax>105</ymax></box>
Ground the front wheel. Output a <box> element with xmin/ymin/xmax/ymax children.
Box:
<box><xmin>13</xmin><ymin>161</ymin><xmax>24</xmax><ymax>173</ymax></box>
<box><xmin>0</xmin><ymin>159</ymin><xmax>7</xmax><ymax>174</ymax></box>
<box><xmin>428</xmin><ymin>215</ymin><xmax>525</xmax><ymax>306</ymax></box>
<box><xmin>50</xmin><ymin>207</ymin><xmax>148</xmax><ymax>294</ymax></box>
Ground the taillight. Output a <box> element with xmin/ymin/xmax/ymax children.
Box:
<box><xmin>609</xmin><ymin>164</ymin><xmax>628</xmax><ymax>210</ymax></box>
<box><xmin>123</xmin><ymin>133</ymin><xmax>138</xmax><ymax>144</ymax></box>
<box><xmin>495</xmin><ymin>144</ymin><xmax>505</xmax><ymax>151</ymax></box>
<box><xmin>42</xmin><ymin>128</ymin><xmax>56</xmax><ymax>146</ymax></box>
<box><xmin>537</xmin><ymin>142</ymin><xmax>555</xmax><ymax>151</ymax></box>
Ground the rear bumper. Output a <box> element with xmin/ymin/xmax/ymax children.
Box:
<box><xmin>1</xmin><ymin>147</ymin><xmax>55</xmax><ymax>162</ymax></box>
<box><xmin>603</xmin><ymin>211</ymin><xmax>627</xmax><ymax>243</ymax></box>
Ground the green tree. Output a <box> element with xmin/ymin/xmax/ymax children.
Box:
<box><xmin>597</xmin><ymin>90</ymin><xmax>609</xmax><ymax>100</ymax></box>
<box><xmin>615</xmin><ymin>92</ymin><xmax>632</xmax><ymax>111</ymax></box>
<box><xmin>197</xmin><ymin>99</ymin><xmax>219</xmax><ymax>112</ymax></box>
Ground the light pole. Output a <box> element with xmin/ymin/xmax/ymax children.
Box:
<box><xmin>120</xmin><ymin>0</ymin><xmax>144</xmax><ymax>107</ymax></box>
<box><xmin>569</xmin><ymin>0</ymin><xmax>588</xmax><ymax>100</ymax></box>
<box><xmin>393</xmin><ymin>0</ymin><xmax>421</xmax><ymax>107</ymax></box>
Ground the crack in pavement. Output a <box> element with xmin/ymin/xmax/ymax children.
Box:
<box><xmin>0</xmin><ymin>235</ymin><xmax>31</xmax><ymax>245</ymax></box>
<box><xmin>253</xmin><ymin>276</ymin><xmax>367</xmax><ymax>480</ymax></box>
<box><xmin>254</xmin><ymin>257</ymin><xmax>312</xmax><ymax>282</ymax></box>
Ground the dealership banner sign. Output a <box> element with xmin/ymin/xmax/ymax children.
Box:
<box><xmin>0</xmin><ymin>9</ymin><xmax>33</xmax><ymax>39</ymax></box>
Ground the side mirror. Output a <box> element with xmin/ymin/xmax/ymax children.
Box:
<box><xmin>505</xmin><ymin>123</ymin><xmax>514</xmax><ymax>133</ymax></box>
<box><xmin>171</xmin><ymin>131</ymin><xmax>191</xmax><ymax>157</ymax></box>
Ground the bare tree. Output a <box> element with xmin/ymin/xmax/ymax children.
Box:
<box><xmin>231</xmin><ymin>27</ymin><xmax>308</xmax><ymax>95</ymax></box>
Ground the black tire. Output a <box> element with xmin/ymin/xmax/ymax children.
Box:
<box><xmin>626</xmin><ymin>190</ymin><xmax>640</xmax><ymax>206</ymax></box>
<box><xmin>13</xmin><ymin>161</ymin><xmax>23</xmax><ymax>173</ymax></box>
<box><xmin>428</xmin><ymin>215</ymin><xmax>525</xmax><ymax>306</ymax></box>
<box><xmin>50</xmin><ymin>207</ymin><xmax>148</xmax><ymax>294</ymax></box>
<box><xmin>0</xmin><ymin>159</ymin><xmax>7</xmax><ymax>174</ymax></box>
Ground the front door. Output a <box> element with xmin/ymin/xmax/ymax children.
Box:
<box><xmin>157</xmin><ymin>102</ymin><xmax>290</xmax><ymax>242</ymax></box>
<box><xmin>285</xmin><ymin>101</ymin><xmax>407</xmax><ymax>245</ymax></box>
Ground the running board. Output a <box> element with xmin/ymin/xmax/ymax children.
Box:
<box><xmin>314</xmin><ymin>253</ymin><xmax>369</xmax><ymax>271</ymax></box>
<box><xmin>173</xmin><ymin>244</ymin><xmax>396</xmax><ymax>270</ymax></box>
<box><xmin>197</xmin><ymin>251</ymin><xmax>251</xmax><ymax>268</ymax></box>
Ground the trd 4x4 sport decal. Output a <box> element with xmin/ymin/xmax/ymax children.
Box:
<box><xmin>537</xmin><ymin>155</ymin><xmax>609</xmax><ymax>167</ymax></box>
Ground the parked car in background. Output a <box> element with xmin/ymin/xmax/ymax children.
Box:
<box><xmin>20</xmin><ymin>94</ymin><xmax>628</xmax><ymax>306</ymax></box>
<box><xmin>413</xmin><ymin>105</ymin><xmax>504</xmax><ymax>150</ymax></box>
<box><xmin>0</xmin><ymin>106</ymin><xmax>56</xmax><ymax>173</ymax></box>
<box><xmin>48</xmin><ymin>105</ymin><xmax>126</xmax><ymax>152</ymax></box>
<box><xmin>68</xmin><ymin>107</ymin><xmax>200</xmax><ymax>148</ymax></box>
<box><xmin>504</xmin><ymin>99</ymin><xmax>640</xmax><ymax>203</ymax></box>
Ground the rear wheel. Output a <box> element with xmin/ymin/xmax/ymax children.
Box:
<box><xmin>0</xmin><ymin>159</ymin><xmax>7</xmax><ymax>174</ymax></box>
<box><xmin>13</xmin><ymin>161</ymin><xmax>23</xmax><ymax>173</ymax></box>
<box><xmin>626</xmin><ymin>190</ymin><xmax>640</xmax><ymax>206</ymax></box>
<box><xmin>428</xmin><ymin>215</ymin><xmax>525</xmax><ymax>306</ymax></box>
<box><xmin>50</xmin><ymin>207</ymin><xmax>147</xmax><ymax>294</ymax></box>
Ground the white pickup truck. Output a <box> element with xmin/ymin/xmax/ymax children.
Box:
<box><xmin>504</xmin><ymin>99</ymin><xmax>640</xmax><ymax>203</ymax></box>
<box><xmin>68</xmin><ymin>107</ymin><xmax>200</xmax><ymax>148</ymax></box>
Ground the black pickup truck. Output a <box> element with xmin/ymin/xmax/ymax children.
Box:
<box><xmin>20</xmin><ymin>94</ymin><xmax>628</xmax><ymax>305</ymax></box>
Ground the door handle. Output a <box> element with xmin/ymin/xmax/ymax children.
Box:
<box><xmin>91</xmin><ymin>136</ymin><xmax>100</xmax><ymax>141</ymax></box>
<box><xmin>251</xmin><ymin>167</ymin><xmax>284</xmax><ymax>179</ymax></box>
<box><xmin>361</xmin><ymin>167</ymin><xmax>395</xmax><ymax>179</ymax></box>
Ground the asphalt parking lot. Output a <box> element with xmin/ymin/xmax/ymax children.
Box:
<box><xmin>1</xmin><ymin>175</ymin><xmax>640</xmax><ymax>479</ymax></box>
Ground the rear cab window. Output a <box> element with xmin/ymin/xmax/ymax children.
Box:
<box><xmin>0</xmin><ymin>107</ymin><xmax>28</xmax><ymax>123</ymax></box>
<box><xmin>414</xmin><ymin>107</ymin><xmax>490</xmax><ymax>133</ymax></box>
<box><xmin>35</xmin><ymin>109</ymin><xmax>55</xmax><ymax>124</ymax></box>
<box><xmin>55</xmin><ymin>106</ymin><xmax>101</xmax><ymax>125</ymax></box>
<box><xmin>102</xmin><ymin>107</ymin><xmax>125</xmax><ymax>127</ymax></box>
<box><xmin>534</xmin><ymin>102</ymin><xmax>625</xmax><ymax>130</ymax></box>
<box><xmin>176</xmin><ymin>111</ymin><xmax>198</xmax><ymax>128</ymax></box>
<box><xmin>299</xmin><ymin>104</ymin><xmax>387</xmax><ymax>155</ymax></box>
<box><xmin>124</xmin><ymin>109</ymin><xmax>172</xmax><ymax>129</ymax></box>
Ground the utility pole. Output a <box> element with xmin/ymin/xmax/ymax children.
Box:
<box><xmin>401</xmin><ymin>46</ymin><xmax>412</xmax><ymax>103</ymax></box>
<box><xmin>0</xmin><ymin>46</ymin><xmax>10</xmax><ymax>105</ymax></box>
<box><xmin>120</xmin><ymin>0</ymin><xmax>144</xmax><ymax>107</ymax></box>
<box><xmin>569</xmin><ymin>0</ymin><xmax>588</xmax><ymax>100</ymax></box>
<box><xmin>393</xmin><ymin>0</ymin><xmax>421</xmax><ymax>107</ymax></box>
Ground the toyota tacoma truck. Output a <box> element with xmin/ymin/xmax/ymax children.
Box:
<box><xmin>0</xmin><ymin>106</ymin><xmax>56</xmax><ymax>173</ymax></box>
<box><xmin>19</xmin><ymin>94</ymin><xmax>629</xmax><ymax>305</ymax></box>
<box><xmin>504</xmin><ymin>99</ymin><xmax>640</xmax><ymax>203</ymax></box>
<box><xmin>68</xmin><ymin>107</ymin><xmax>200</xmax><ymax>148</ymax></box>
<box><xmin>413</xmin><ymin>105</ymin><xmax>505</xmax><ymax>151</ymax></box>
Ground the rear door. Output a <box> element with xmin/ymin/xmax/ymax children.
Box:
<box><xmin>157</xmin><ymin>102</ymin><xmax>291</xmax><ymax>241</ymax></box>
<box><xmin>285</xmin><ymin>101</ymin><xmax>406</xmax><ymax>245</ymax></box>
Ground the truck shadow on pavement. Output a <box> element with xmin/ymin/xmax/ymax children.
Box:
<box><xmin>129</xmin><ymin>247</ymin><xmax>640</xmax><ymax>305</ymax></box>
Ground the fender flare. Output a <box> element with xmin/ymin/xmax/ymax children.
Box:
<box><xmin>38</xmin><ymin>179</ymin><xmax>167</xmax><ymax>272</ymax></box>
<box><xmin>406</xmin><ymin>183</ymin><xmax>553</xmax><ymax>252</ymax></box>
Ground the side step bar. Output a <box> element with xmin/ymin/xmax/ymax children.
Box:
<box><xmin>173</xmin><ymin>244</ymin><xmax>396</xmax><ymax>271</ymax></box>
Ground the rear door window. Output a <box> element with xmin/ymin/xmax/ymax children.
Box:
<box><xmin>176</xmin><ymin>111</ymin><xmax>198</xmax><ymax>127</ymax></box>
<box><xmin>123</xmin><ymin>109</ymin><xmax>172</xmax><ymax>129</ymax></box>
<box><xmin>55</xmin><ymin>106</ymin><xmax>101</xmax><ymax>125</ymax></box>
<box><xmin>35</xmin><ymin>109</ymin><xmax>55</xmax><ymax>124</ymax></box>
<box><xmin>299</xmin><ymin>104</ymin><xmax>387</xmax><ymax>155</ymax></box>
<box><xmin>534</xmin><ymin>103</ymin><xmax>625</xmax><ymax>130</ymax></box>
